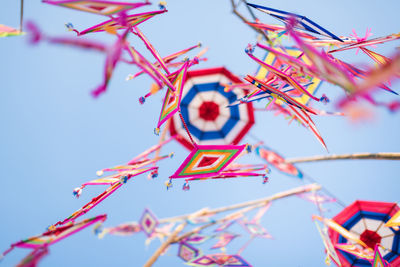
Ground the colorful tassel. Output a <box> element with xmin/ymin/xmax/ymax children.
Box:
<box><xmin>73</xmin><ymin>187</ymin><xmax>83</xmax><ymax>198</ymax></box>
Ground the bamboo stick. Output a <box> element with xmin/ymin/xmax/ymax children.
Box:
<box><xmin>160</xmin><ymin>183</ymin><xmax>320</xmax><ymax>224</ymax></box>
<box><xmin>143</xmin><ymin>222</ymin><xmax>187</xmax><ymax>267</ymax></box>
<box><xmin>285</xmin><ymin>152</ymin><xmax>400</xmax><ymax>164</ymax></box>
<box><xmin>144</xmin><ymin>184</ymin><xmax>321</xmax><ymax>266</ymax></box>
<box><xmin>229</xmin><ymin>0</ymin><xmax>270</xmax><ymax>42</ymax></box>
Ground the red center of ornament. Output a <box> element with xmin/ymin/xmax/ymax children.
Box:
<box><xmin>88</xmin><ymin>5</ymin><xmax>107</xmax><ymax>11</ymax></box>
<box><xmin>167</xmin><ymin>94</ymin><xmax>176</xmax><ymax>105</ymax></box>
<box><xmin>199</xmin><ymin>101</ymin><xmax>219</xmax><ymax>121</ymax></box>
<box><xmin>198</xmin><ymin>156</ymin><xmax>219</xmax><ymax>167</ymax></box>
<box><xmin>360</xmin><ymin>229</ymin><xmax>381</xmax><ymax>249</ymax></box>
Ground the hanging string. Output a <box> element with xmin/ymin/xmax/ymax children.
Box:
<box><xmin>302</xmin><ymin>173</ymin><xmax>346</xmax><ymax>208</ymax></box>
<box><xmin>154</xmin><ymin>118</ymin><xmax>170</xmax><ymax>165</ymax></box>
<box><xmin>241</xmin><ymin>0</ymin><xmax>258</xmax><ymax>21</ymax></box>
<box><xmin>313</xmin><ymin>189</ymin><xmax>326</xmax><ymax>218</ymax></box>
<box><xmin>178</xmin><ymin>111</ymin><xmax>197</xmax><ymax>147</ymax></box>
<box><xmin>248</xmin><ymin>133</ymin><xmax>263</xmax><ymax>143</ymax></box>
<box><xmin>237</xmin><ymin>236</ymin><xmax>255</xmax><ymax>255</ymax></box>
<box><xmin>20</xmin><ymin>0</ymin><xmax>24</xmax><ymax>32</ymax></box>
<box><xmin>247</xmin><ymin>133</ymin><xmax>347</xmax><ymax>208</ymax></box>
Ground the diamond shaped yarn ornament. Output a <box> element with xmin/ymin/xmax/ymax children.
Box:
<box><xmin>170</xmin><ymin>144</ymin><xmax>246</xmax><ymax>179</ymax></box>
<box><xmin>139</xmin><ymin>208</ymin><xmax>159</xmax><ymax>237</ymax></box>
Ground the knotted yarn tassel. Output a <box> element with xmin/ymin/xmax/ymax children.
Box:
<box><xmin>165</xmin><ymin>179</ymin><xmax>173</xmax><ymax>190</ymax></box>
<box><xmin>65</xmin><ymin>22</ymin><xmax>79</xmax><ymax>35</ymax></box>
<box><xmin>139</xmin><ymin>96</ymin><xmax>146</xmax><ymax>104</ymax></box>
<box><xmin>73</xmin><ymin>187</ymin><xmax>83</xmax><ymax>198</ymax></box>
<box><xmin>93</xmin><ymin>222</ymin><xmax>103</xmax><ymax>236</ymax></box>
<box><xmin>182</xmin><ymin>180</ymin><xmax>190</xmax><ymax>191</ymax></box>
<box><xmin>245</xmin><ymin>43</ymin><xmax>255</xmax><ymax>54</ymax></box>
<box><xmin>158</xmin><ymin>1</ymin><xmax>167</xmax><ymax>10</ymax></box>
<box><xmin>320</xmin><ymin>94</ymin><xmax>330</xmax><ymax>104</ymax></box>
<box><xmin>148</xmin><ymin>169</ymin><xmax>158</xmax><ymax>179</ymax></box>
<box><xmin>245</xmin><ymin>144</ymin><xmax>252</xmax><ymax>153</ymax></box>
<box><xmin>119</xmin><ymin>175</ymin><xmax>128</xmax><ymax>184</ymax></box>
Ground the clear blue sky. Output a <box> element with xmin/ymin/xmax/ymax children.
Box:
<box><xmin>1</xmin><ymin>0</ymin><xmax>399</xmax><ymax>266</ymax></box>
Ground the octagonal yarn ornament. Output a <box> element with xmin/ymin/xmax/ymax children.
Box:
<box><xmin>169</xmin><ymin>67</ymin><xmax>254</xmax><ymax>150</ymax></box>
<box><xmin>139</xmin><ymin>208</ymin><xmax>159</xmax><ymax>237</ymax></box>
<box><xmin>170</xmin><ymin>144</ymin><xmax>246</xmax><ymax>179</ymax></box>
<box><xmin>328</xmin><ymin>200</ymin><xmax>400</xmax><ymax>266</ymax></box>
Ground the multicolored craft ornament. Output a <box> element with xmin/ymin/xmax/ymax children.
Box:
<box><xmin>2</xmin><ymin>215</ymin><xmax>107</xmax><ymax>259</ymax></box>
<box><xmin>66</xmin><ymin>10</ymin><xmax>167</xmax><ymax>36</ymax></box>
<box><xmin>183</xmin><ymin>163</ymin><xmax>269</xmax><ymax>186</ymax></box>
<box><xmin>334</xmin><ymin>243</ymin><xmax>374</xmax><ymax>261</ymax></box>
<box><xmin>253</xmin><ymin>144</ymin><xmax>303</xmax><ymax>178</ymax></box>
<box><xmin>240</xmin><ymin>220</ymin><xmax>272</xmax><ymax>239</ymax></box>
<box><xmin>169</xmin><ymin>67</ymin><xmax>255</xmax><ymax>150</ymax></box>
<box><xmin>156</xmin><ymin>61</ymin><xmax>189</xmax><ymax>130</ymax></box>
<box><xmin>43</xmin><ymin>0</ymin><xmax>150</xmax><ymax>16</ymax></box>
<box><xmin>95</xmin><ymin>222</ymin><xmax>142</xmax><ymax>239</ymax></box>
<box><xmin>139</xmin><ymin>208</ymin><xmax>159</xmax><ymax>237</ymax></box>
<box><xmin>183</xmin><ymin>234</ymin><xmax>212</xmax><ymax>245</ymax></box>
<box><xmin>170</xmin><ymin>144</ymin><xmax>246</xmax><ymax>179</ymax></box>
<box><xmin>329</xmin><ymin>32</ymin><xmax>400</xmax><ymax>53</ymax></box>
<box><xmin>325</xmin><ymin>200</ymin><xmax>400</xmax><ymax>266</ymax></box>
<box><xmin>1</xmin><ymin>0</ymin><xmax>24</xmax><ymax>37</ymax></box>
<box><xmin>15</xmin><ymin>246</ymin><xmax>49</xmax><ymax>267</ymax></box>
<box><xmin>177</xmin><ymin>242</ymin><xmax>200</xmax><ymax>262</ymax></box>
<box><xmin>372</xmin><ymin>244</ymin><xmax>388</xmax><ymax>267</ymax></box>
<box><xmin>188</xmin><ymin>254</ymin><xmax>252</xmax><ymax>267</ymax></box>
<box><xmin>0</xmin><ymin>24</ymin><xmax>24</xmax><ymax>37</ymax></box>
<box><xmin>253</xmin><ymin>46</ymin><xmax>323</xmax><ymax>105</ymax></box>
<box><xmin>246</xmin><ymin>50</ymin><xmax>321</xmax><ymax>103</ymax></box>
<box><xmin>56</xmin><ymin>166</ymin><xmax>156</xmax><ymax>226</ymax></box>
<box><xmin>247</xmin><ymin>3</ymin><xmax>343</xmax><ymax>42</ymax></box>
<box><xmin>385</xmin><ymin>209</ymin><xmax>400</xmax><ymax>229</ymax></box>
<box><xmin>210</xmin><ymin>232</ymin><xmax>239</xmax><ymax>249</ymax></box>
<box><xmin>297</xmin><ymin>192</ymin><xmax>336</xmax><ymax>204</ymax></box>
<box><xmin>314</xmin><ymin>221</ymin><xmax>341</xmax><ymax>266</ymax></box>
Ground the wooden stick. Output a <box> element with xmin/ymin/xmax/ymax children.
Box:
<box><xmin>285</xmin><ymin>152</ymin><xmax>400</xmax><ymax>164</ymax></box>
<box><xmin>159</xmin><ymin>183</ymin><xmax>320</xmax><ymax>224</ymax></box>
<box><xmin>171</xmin><ymin>206</ymin><xmax>255</xmax><ymax>244</ymax></box>
<box><xmin>144</xmin><ymin>184</ymin><xmax>320</xmax><ymax>266</ymax></box>
<box><xmin>143</xmin><ymin>222</ymin><xmax>187</xmax><ymax>267</ymax></box>
<box><xmin>172</xmin><ymin>221</ymin><xmax>216</xmax><ymax>244</ymax></box>
<box><xmin>143</xmin><ymin>208</ymin><xmax>208</xmax><ymax>267</ymax></box>
<box><xmin>229</xmin><ymin>0</ymin><xmax>270</xmax><ymax>42</ymax></box>
<box><xmin>145</xmin><ymin>184</ymin><xmax>320</xmax><ymax>266</ymax></box>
